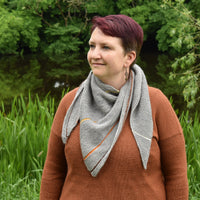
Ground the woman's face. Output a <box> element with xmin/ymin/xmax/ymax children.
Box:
<box><xmin>87</xmin><ymin>27</ymin><xmax>135</xmax><ymax>89</ymax></box>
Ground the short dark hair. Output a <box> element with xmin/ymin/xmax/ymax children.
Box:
<box><xmin>91</xmin><ymin>14</ymin><xmax>143</xmax><ymax>58</ymax></box>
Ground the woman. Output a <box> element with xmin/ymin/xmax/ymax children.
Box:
<box><xmin>40</xmin><ymin>15</ymin><xmax>188</xmax><ymax>199</ymax></box>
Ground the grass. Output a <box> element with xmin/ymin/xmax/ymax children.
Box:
<box><xmin>1</xmin><ymin>170</ymin><xmax>41</xmax><ymax>200</ymax></box>
<box><xmin>180</xmin><ymin>112</ymin><xmax>200</xmax><ymax>199</ymax></box>
<box><xmin>0</xmin><ymin>93</ymin><xmax>55</xmax><ymax>200</ymax></box>
<box><xmin>0</xmin><ymin>94</ymin><xmax>200</xmax><ymax>199</ymax></box>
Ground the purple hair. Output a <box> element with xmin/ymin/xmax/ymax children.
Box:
<box><xmin>91</xmin><ymin>15</ymin><xmax>143</xmax><ymax>58</ymax></box>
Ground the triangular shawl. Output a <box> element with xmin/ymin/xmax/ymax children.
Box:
<box><xmin>62</xmin><ymin>64</ymin><xmax>153</xmax><ymax>177</ymax></box>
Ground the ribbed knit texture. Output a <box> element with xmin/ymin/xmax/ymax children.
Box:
<box><xmin>40</xmin><ymin>86</ymin><xmax>188</xmax><ymax>199</ymax></box>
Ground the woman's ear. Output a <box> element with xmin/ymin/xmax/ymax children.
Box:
<box><xmin>125</xmin><ymin>51</ymin><xmax>136</xmax><ymax>67</ymax></box>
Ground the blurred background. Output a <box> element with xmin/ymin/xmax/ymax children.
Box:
<box><xmin>0</xmin><ymin>0</ymin><xmax>199</xmax><ymax>199</ymax></box>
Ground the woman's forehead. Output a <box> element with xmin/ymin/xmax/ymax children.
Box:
<box><xmin>89</xmin><ymin>27</ymin><xmax>122</xmax><ymax>45</ymax></box>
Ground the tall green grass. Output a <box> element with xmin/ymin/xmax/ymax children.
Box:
<box><xmin>0</xmin><ymin>94</ymin><xmax>199</xmax><ymax>199</ymax></box>
<box><xmin>0</xmin><ymin>94</ymin><xmax>55</xmax><ymax>199</ymax></box>
<box><xmin>180</xmin><ymin>112</ymin><xmax>200</xmax><ymax>199</ymax></box>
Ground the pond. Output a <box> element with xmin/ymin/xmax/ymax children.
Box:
<box><xmin>0</xmin><ymin>50</ymin><xmax>184</xmax><ymax>112</ymax></box>
<box><xmin>0</xmin><ymin>53</ymin><xmax>88</xmax><ymax>104</ymax></box>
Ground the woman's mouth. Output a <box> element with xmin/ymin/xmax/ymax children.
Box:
<box><xmin>92</xmin><ymin>63</ymin><xmax>105</xmax><ymax>67</ymax></box>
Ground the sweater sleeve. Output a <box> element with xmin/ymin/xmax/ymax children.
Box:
<box><xmin>40</xmin><ymin>130</ymin><xmax>67</xmax><ymax>200</ymax></box>
<box><xmin>40</xmin><ymin>88</ymin><xmax>78</xmax><ymax>200</ymax></box>
<box><xmin>150</xmin><ymin>88</ymin><xmax>189</xmax><ymax>200</ymax></box>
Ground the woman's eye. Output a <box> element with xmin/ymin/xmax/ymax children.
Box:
<box><xmin>103</xmin><ymin>46</ymin><xmax>110</xmax><ymax>50</ymax></box>
<box><xmin>89</xmin><ymin>44</ymin><xmax>95</xmax><ymax>48</ymax></box>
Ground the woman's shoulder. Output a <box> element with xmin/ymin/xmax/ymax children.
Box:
<box><xmin>148</xmin><ymin>86</ymin><xmax>182</xmax><ymax>135</ymax></box>
<box><xmin>51</xmin><ymin>87</ymin><xmax>79</xmax><ymax>135</ymax></box>
<box><xmin>53</xmin><ymin>87</ymin><xmax>79</xmax><ymax>118</ymax></box>
<box><xmin>148</xmin><ymin>86</ymin><xmax>170</xmax><ymax>105</ymax></box>
<box><xmin>60</xmin><ymin>87</ymin><xmax>79</xmax><ymax>108</ymax></box>
<box><xmin>148</xmin><ymin>86</ymin><xmax>175</xmax><ymax>115</ymax></box>
<box><xmin>148</xmin><ymin>86</ymin><xmax>164</xmax><ymax>97</ymax></box>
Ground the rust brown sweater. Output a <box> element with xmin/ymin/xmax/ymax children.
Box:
<box><xmin>40</xmin><ymin>87</ymin><xmax>188</xmax><ymax>200</ymax></box>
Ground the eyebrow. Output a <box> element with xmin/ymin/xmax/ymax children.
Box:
<box><xmin>88</xmin><ymin>40</ymin><xmax>111</xmax><ymax>46</ymax></box>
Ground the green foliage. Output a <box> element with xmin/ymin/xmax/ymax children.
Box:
<box><xmin>180</xmin><ymin>111</ymin><xmax>200</xmax><ymax>198</ymax></box>
<box><xmin>120</xmin><ymin>1</ymin><xmax>161</xmax><ymax>40</ymax></box>
<box><xmin>43</xmin><ymin>22</ymin><xmax>88</xmax><ymax>81</ymax></box>
<box><xmin>161</xmin><ymin>0</ymin><xmax>200</xmax><ymax>108</ymax></box>
<box><xmin>0</xmin><ymin>54</ymin><xmax>89</xmax><ymax>111</ymax></box>
<box><xmin>156</xmin><ymin>1</ymin><xmax>196</xmax><ymax>55</ymax></box>
<box><xmin>0</xmin><ymin>7</ymin><xmax>41</xmax><ymax>54</ymax></box>
<box><xmin>0</xmin><ymin>0</ymin><xmax>118</xmax><ymax>57</ymax></box>
<box><xmin>116</xmin><ymin>0</ymin><xmax>134</xmax><ymax>10</ymax></box>
<box><xmin>19</xmin><ymin>13</ymin><xmax>41</xmax><ymax>51</ymax></box>
<box><xmin>0</xmin><ymin>95</ymin><xmax>200</xmax><ymax>199</ymax></box>
<box><xmin>0</xmin><ymin>8</ymin><xmax>20</xmax><ymax>54</ymax></box>
<box><xmin>187</xmin><ymin>0</ymin><xmax>200</xmax><ymax>18</ymax></box>
<box><xmin>0</xmin><ymin>56</ymin><xmax>43</xmax><ymax>103</ymax></box>
<box><xmin>155</xmin><ymin>55</ymin><xmax>185</xmax><ymax>103</ymax></box>
<box><xmin>0</xmin><ymin>0</ymin><xmax>89</xmax><ymax>56</ymax></box>
<box><xmin>0</xmin><ymin>0</ymin><xmax>199</xmax><ymax>109</ymax></box>
<box><xmin>0</xmin><ymin>94</ymin><xmax>55</xmax><ymax>199</ymax></box>
<box><xmin>86</xmin><ymin>0</ymin><xmax>117</xmax><ymax>16</ymax></box>
<box><xmin>44</xmin><ymin>24</ymin><xmax>82</xmax><ymax>58</ymax></box>
<box><xmin>1</xmin><ymin>173</ymin><xmax>40</xmax><ymax>199</ymax></box>
<box><xmin>121</xmin><ymin>0</ymin><xmax>200</xmax><ymax>109</ymax></box>
<box><xmin>11</xmin><ymin>0</ymin><xmax>57</xmax><ymax>13</ymax></box>
<box><xmin>0</xmin><ymin>94</ymin><xmax>55</xmax><ymax>178</ymax></box>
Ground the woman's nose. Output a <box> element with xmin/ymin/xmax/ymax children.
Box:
<box><xmin>91</xmin><ymin>47</ymin><xmax>101</xmax><ymax>59</ymax></box>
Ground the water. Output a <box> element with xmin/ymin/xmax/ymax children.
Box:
<box><xmin>0</xmin><ymin>51</ymin><xmax>186</xmax><ymax>112</ymax></box>
<box><xmin>0</xmin><ymin>54</ymin><xmax>89</xmax><ymax>103</ymax></box>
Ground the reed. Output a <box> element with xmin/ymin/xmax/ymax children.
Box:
<box><xmin>180</xmin><ymin>111</ymin><xmax>200</xmax><ymax>199</ymax></box>
<box><xmin>0</xmin><ymin>94</ymin><xmax>199</xmax><ymax>199</ymax></box>
<box><xmin>0</xmin><ymin>93</ymin><xmax>55</xmax><ymax>199</ymax></box>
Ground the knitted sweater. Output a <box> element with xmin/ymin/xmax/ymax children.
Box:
<box><xmin>40</xmin><ymin>87</ymin><xmax>188</xmax><ymax>200</ymax></box>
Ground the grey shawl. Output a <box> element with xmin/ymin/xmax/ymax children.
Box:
<box><xmin>62</xmin><ymin>64</ymin><xmax>153</xmax><ymax>177</ymax></box>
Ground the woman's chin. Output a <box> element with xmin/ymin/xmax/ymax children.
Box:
<box><xmin>92</xmin><ymin>69</ymin><xmax>104</xmax><ymax>78</ymax></box>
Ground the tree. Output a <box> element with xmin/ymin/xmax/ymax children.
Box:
<box><xmin>0</xmin><ymin>6</ymin><xmax>41</xmax><ymax>54</ymax></box>
<box><xmin>1</xmin><ymin>0</ymin><xmax>199</xmax><ymax>109</ymax></box>
<box><xmin>160</xmin><ymin>0</ymin><xmax>200</xmax><ymax>109</ymax></box>
<box><xmin>120</xmin><ymin>0</ymin><xmax>200</xmax><ymax>109</ymax></box>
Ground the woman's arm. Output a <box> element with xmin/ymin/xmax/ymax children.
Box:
<box><xmin>40</xmin><ymin>130</ymin><xmax>67</xmax><ymax>200</ymax></box>
<box><xmin>159</xmin><ymin>133</ymin><xmax>188</xmax><ymax>200</ymax></box>
<box><xmin>40</xmin><ymin>88</ymin><xmax>78</xmax><ymax>199</ymax></box>
<box><xmin>151</xmin><ymin>88</ymin><xmax>188</xmax><ymax>199</ymax></box>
